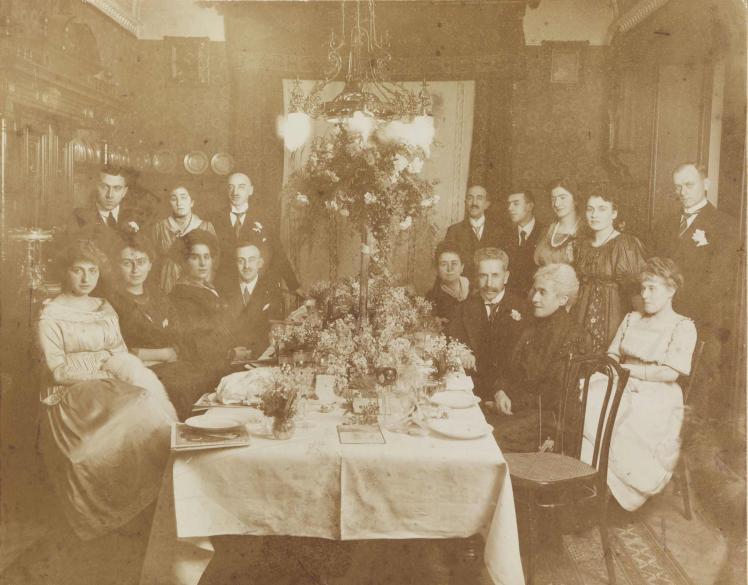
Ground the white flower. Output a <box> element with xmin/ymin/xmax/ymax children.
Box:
<box><xmin>692</xmin><ymin>229</ymin><xmax>709</xmax><ymax>247</ymax></box>
<box><xmin>393</xmin><ymin>154</ymin><xmax>409</xmax><ymax>173</ymax></box>
<box><xmin>339</xmin><ymin>208</ymin><xmax>350</xmax><ymax>218</ymax></box>
<box><xmin>364</xmin><ymin>192</ymin><xmax>377</xmax><ymax>205</ymax></box>
<box><xmin>253</xmin><ymin>221</ymin><xmax>263</xmax><ymax>233</ymax></box>
<box><xmin>325</xmin><ymin>200</ymin><xmax>339</xmax><ymax>212</ymax></box>
<box><xmin>407</xmin><ymin>157</ymin><xmax>424</xmax><ymax>174</ymax></box>
<box><xmin>295</xmin><ymin>193</ymin><xmax>309</xmax><ymax>205</ymax></box>
<box><xmin>510</xmin><ymin>309</ymin><xmax>522</xmax><ymax>321</ymax></box>
<box><xmin>399</xmin><ymin>216</ymin><xmax>413</xmax><ymax>230</ymax></box>
<box><xmin>420</xmin><ymin>197</ymin><xmax>434</xmax><ymax>208</ymax></box>
<box><xmin>127</xmin><ymin>221</ymin><xmax>139</xmax><ymax>232</ymax></box>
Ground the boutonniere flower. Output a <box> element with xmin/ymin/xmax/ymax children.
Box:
<box><xmin>162</xmin><ymin>318</ymin><xmax>169</xmax><ymax>328</ymax></box>
<box><xmin>295</xmin><ymin>193</ymin><xmax>309</xmax><ymax>205</ymax></box>
<box><xmin>510</xmin><ymin>309</ymin><xmax>522</xmax><ymax>321</ymax></box>
<box><xmin>691</xmin><ymin>229</ymin><xmax>709</xmax><ymax>247</ymax></box>
<box><xmin>252</xmin><ymin>221</ymin><xmax>264</xmax><ymax>233</ymax></box>
<box><xmin>127</xmin><ymin>221</ymin><xmax>140</xmax><ymax>232</ymax></box>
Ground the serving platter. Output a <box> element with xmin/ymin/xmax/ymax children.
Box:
<box><xmin>185</xmin><ymin>414</ymin><xmax>245</xmax><ymax>432</ymax></box>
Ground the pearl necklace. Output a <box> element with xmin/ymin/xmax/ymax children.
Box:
<box><xmin>550</xmin><ymin>220</ymin><xmax>579</xmax><ymax>248</ymax></box>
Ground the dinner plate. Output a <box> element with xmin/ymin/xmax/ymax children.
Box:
<box><xmin>153</xmin><ymin>150</ymin><xmax>177</xmax><ymax>173</ymax></box>
<box><xmin>430</xmin><ymin>391</ymin><xmax>481</xmax><ymax>409</ymax></box>
<box><xmin>210</xmin><ymin>152</ymin><xmax>234</xmax><ymax>175</ymax></box>
<box><xmin>428</xmin><ymin>419</ymin><xmax>493</xmax><ymax>440</ymax></box>
<box><xmin>184</xmin><ymin>150</ymin><xmax>209</xmax><ymax>175</ymax></box>
<box><xmin>185</xmin><ymin>415</ymin><xmax>244</xmax><ymax>432</ymax></box>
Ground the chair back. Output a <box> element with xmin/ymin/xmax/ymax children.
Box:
<box><xmin>681</xmin><ymin>339</ymin><xmax>706</xmax><ymax>406</ymax></box>
<box><xmin>557</xmin><ymin>354</ymin><xmax>630</xmax><ymax>479</ymax></box>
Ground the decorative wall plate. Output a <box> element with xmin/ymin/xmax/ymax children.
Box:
<box><xmin>184</xmin><ymin>150</ymin><xmax>209</xmax><ymax>175</ymax></box>
<box><xmin>153</xmin><ymin>150</ymin><xmax>177</xmax><ymax>174</ymax></box>
<box><xmin>210</xmin><ymin>152</ymin><xmax>234</xmax><ymax>175</ymax></box>
<box><xmin>131</xmin><ymin>151</ymin><xmax>152</xmax><ymax>172</ymax></box>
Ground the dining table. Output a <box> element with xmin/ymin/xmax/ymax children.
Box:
<box><xmin>139</xmin><ymin>392</ymin><xmax>525</xmax><ymax>585</ymax></box>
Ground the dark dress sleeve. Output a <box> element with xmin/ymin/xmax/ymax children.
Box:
<box><xmin>169</xmin><ymin>287</ymin><xmax>232</xmax><ymax>364</ymax></box>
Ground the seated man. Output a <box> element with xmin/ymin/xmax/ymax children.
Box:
<box><xmin>425</xmin><ymin>241</ymin><xmax>469</xmax><ymax>325</ymax></box>
<box><xmin>490</xmin><ymin>263</ymin><xmax>590</xmax><ymax>452</ymax></box>
<box><xmin>448</xmin><ymin>247</ymin><xmax>527</xmax><ymax>401</ymax></box>
<box><xmin>220</xmin><ymin>239</ymin><xmax>283</xmax><ymax>360</ymax></box>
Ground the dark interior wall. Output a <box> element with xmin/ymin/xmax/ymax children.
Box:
<box><xmin>511</xmin><ymin>44</ymin><xmax>609</xmax><ymax>226</ymax></box>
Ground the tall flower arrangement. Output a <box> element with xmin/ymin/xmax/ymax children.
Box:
<box><xmin>284</xmin><ymin>126</ymin><xmax>437</xmax><ymax>264</ymax></box>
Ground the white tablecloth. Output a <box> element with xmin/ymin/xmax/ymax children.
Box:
<box><xmin>140</xmin><ymin>405</ymin><xmax>524</xmax><ymax>585</ymax></box>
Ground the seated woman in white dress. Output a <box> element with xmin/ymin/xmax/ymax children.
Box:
<box><xmin>37</xmin><ymin>240</ymin><xmax>177</xmax><ymax>540</ymax></box>
<box><xmin>581</xmin><ymin>257</ymin><xmax>697</xmax><ymax>511</ymax></box>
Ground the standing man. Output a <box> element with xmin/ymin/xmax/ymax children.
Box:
<box><xmin>67</xmin><ymin>166</ymin><xmax>143</xmax><ymax>244</ymax></box>
<box><xmin>651</xmin><ymin>162</ymin><xmax>740</xmax><ymax>416</ymax></box>
<box><xmin>212</xmin><ymin>172</ymin><xmax>301</xmax><ymax>296</ymax></box>
<box><xmin>221</xmin><ymin>239</ymin><xmax>282</xmax><ymax>360</ymax></box>
<box><xmin>448</xmin><ymin>247</ymin><xmax>527</xmax><ymax>401</ymax></box>
<box><xmin>443</xmin><ymin>185</ymin><xmax>505</xmax><ymax>280</ymax></box>
<box><xmin>501</xmin><ymin>189</ymin><xmax>544</xmax><ymax>299</ymax></box>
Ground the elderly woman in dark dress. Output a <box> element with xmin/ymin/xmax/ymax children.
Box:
<box><xmin>489</xmin><ymin>263</ymin><xmax>590</xmax><ymax>452</ymax></box>
<box><xmin>169</xmin><ymin>230</ymin><xmax>234</xmax><ymax>368</ymax></box>
<box><xmin>425</xmin><ymin>241</ymin><xmax>470</xmax><ymax>324</ymax></box>
<box><xmin>108</xmin><ymin>233</ymin><xmax>221</xmax><ymax>419</ymax></box>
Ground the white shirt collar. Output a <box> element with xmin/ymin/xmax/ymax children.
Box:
<box><xmin>683</xmin><ymin>199</ymin><xmax>708</xmax><ymax>215</ymax></box>
<box><xmin>468</xmin><ymin>215</ymin><xmax>485</xmax><ymax>229</ymax></box>
<box><xmin>518</xmin><ymin>216</ymin><xmax>536</xmax><ymax>236</ymax></box>
<box><xmin>241</xmin><ymin>276</ymin><xmax>259</xmax><ymax>296</ymax></box>
<box><xmin>231</xmin><ymin>203</ymin><xmax>249</xmax><ymax>215</ymax></box>
<box><xmin>97</xmin><ymin>205</ymin><xmax>119</xmax><ymax>221</ymax></box>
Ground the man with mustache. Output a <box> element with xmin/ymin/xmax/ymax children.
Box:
<box><xmin>211</xmin><ymin>172</ymin><xmax>301</xmax><ymax>296</ymax></box>
<box><xmin>650</xmin><ymin>162</ymin><xmax>740</xmax><ymax>419</ymax></box>
<box><xmin>448</xmin><ymin>247</ymin><xmax>527</xmax><ymax>402</ymax></box>
<box><xmin>443</xmin><ymin>185</ymin><xmax>505</xmax><ymax>280</ymax></box>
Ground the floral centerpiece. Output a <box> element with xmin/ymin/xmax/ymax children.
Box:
<box><xmin>258</xmin><ymin>365</ymin><xmax>310</xmax><ymax>439</ymax></box>
<box><xmin>284</xmin><ymin>126</ymin><xmax>437</xmax><ymax>266</ymax></box>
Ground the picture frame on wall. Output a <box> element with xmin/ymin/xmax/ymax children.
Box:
<box><xmin>543</xmin><ymin>41</ymin><xmax>587</xmax><ymax>85</ymax></box>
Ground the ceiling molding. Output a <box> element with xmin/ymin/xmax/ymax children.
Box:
<box><xmin>82</xmin><ymin>0</ymin><xmax>140</xmax><ymax>36</ymax></box>
<box><xmin>607</xmin><ymin>0</ymin><xmax>670</xmax><ymax>42</ymax></box>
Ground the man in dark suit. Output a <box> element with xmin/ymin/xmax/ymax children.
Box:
<box><xmin>448</xmin><ymin>247</ymin><xmax>527</xmax><ymax>401</ymax></box>
<box><xmin>443</xmin><ymin>185</ymin><xmax>505</xmax><ymax>280</ymax></box>
<box><xmin>651</xmin><ymin>162</ymin><xmax>740</xmax><ymax>417</ymax></box>
<box><xmin>66</xmin><ymin>166</ymin><xmax>143</xmax><ymax>247</ymax></box>
<box><xmin>501</xmin><ymin>189</ymin><xmax>544</xmax><ymax>300</ymax></box>
<box><xmin>212</xmin><ymin>172</ymin><xmax>301</xmax><ymax>295</ymax></box>
<box><xmin>220</xmin><ymin>239</ymin><xmax>283</xmax><ymax>360</ymax></box>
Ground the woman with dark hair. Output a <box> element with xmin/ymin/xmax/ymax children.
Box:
<box><xmin>168</xmin><ymin>230</ymin><xmax>233</xmax><ymax>366</ymax></box>
<box><xmin>533</xmin><ymin>177</ymin><xmax>581</xmax><ymax>266</ymax></box>
<box><xmin>581</xmin><ymin>257</ymin><xmax>697</xmax><ymax>510</ymax></box>
<box><xmin>150</xmin><ymin>186</ymin><xmax>216</xmax><ymax>293</ymax></box>
<box><xmin>573</xmin><ymin>192</ymin><xmax>647</xmax><ymax>352</ymax></box>
<box><xmin>108</xmin><ymin>233</ymin><xmax>221</xmax><ymax>419</ymax></box>
<box><xmin>36</xmin><ymin>240</ymin><xmax>176</xmax><ymax>540</ymax></box>
<box><xmin>425</xmin><ymin>242</ymin><xmax>470</xmax><ymax>323</ymax></box>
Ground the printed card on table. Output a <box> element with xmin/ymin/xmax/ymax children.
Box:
<box><xmin>337</xmin><ymin>423</ymin><xmax>386</xmax><ymax>445</ymax></box>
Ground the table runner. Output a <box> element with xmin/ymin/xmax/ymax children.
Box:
<box><xmin>140</xmin><ymin>406</ymin><xmax>524</xmax><ymax>585</ymax></box>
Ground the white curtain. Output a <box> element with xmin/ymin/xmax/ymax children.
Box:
<box><xmin>281</xmin><ymin>80</ymin><xmax>475</xmax><ymax>294</ymax></box>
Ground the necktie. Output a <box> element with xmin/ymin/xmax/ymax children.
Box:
<box><xmin>473</xmin><ymin>225</ymin><xmax>482</xmax><ymax>240</ymax></box>
<box><xmin>485</xmin><ymin>302</ymin><xmax>500</xmax><ymax>322</ymax></box>
<box><xmin>678</xmin><ymin>211</ymin><xmax>698</xmax><ymax>237</ymax></box>
<box><xmin>106</xmin><ymin>212</ymin><xmax>116</xmax><ymax>228</ymax></box>
<box><xmin>519</xmin><ymin>230</ymin><xmax>527</xmax><ymax>247</ymax></box>
<box><xmin>232</xmin><ymin>212</ymin><xmax>245</xmax><ymax>238</ymax></box>
<box><xmin>242</xmin><ymin>285</ymin><xmax>251</xmax><ymax>305</ymax></box>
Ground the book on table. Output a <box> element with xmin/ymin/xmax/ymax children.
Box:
<box><xmin>171</xmin><ymin>423</ymin><xmax>251</xmax><ymax>451</ymax></box>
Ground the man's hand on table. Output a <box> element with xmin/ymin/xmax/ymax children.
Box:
<box><xmin>494</xmin><ymin>390</ymin><xmax>513</xmax><ymax>415</ymax></box>
<box><xmin>461</xmin><ymin>353</ymin><xmax>476</xmax><ymax>371</ymax></box>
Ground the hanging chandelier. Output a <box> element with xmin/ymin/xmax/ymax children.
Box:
<box><xmin>281</xmin><ymin>0</ymin><xmax>434</xmax><ymax>149</ymax></box>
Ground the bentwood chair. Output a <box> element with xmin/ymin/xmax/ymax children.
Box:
<box><xmin>504</xmin><ymin>354</ymin><xmax>630</xmax><ymax>585</ymax></box>
<box><xmin>672</xmin><ymin>339</ymin><xmax>706</xmax><ymax>520</ymax></box>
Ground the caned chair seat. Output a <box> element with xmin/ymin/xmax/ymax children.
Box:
<box><xmin>505</xmin><ymin>452</ymin><xmax>596</xmax><ymax>485</ymax></box>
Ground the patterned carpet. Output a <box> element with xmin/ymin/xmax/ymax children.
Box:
<box><xmin>535</xmin><ymin>521</ymin><xmax>694</xmax><ymax>585</ymax></box>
